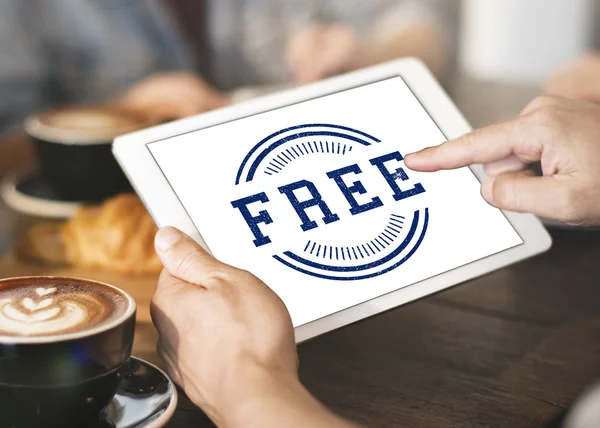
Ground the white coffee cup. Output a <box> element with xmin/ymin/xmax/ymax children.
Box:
<box><xmin>460</xmin><ymin>0</ymin><xmax>595</xmax><ymax>85</ymax></box>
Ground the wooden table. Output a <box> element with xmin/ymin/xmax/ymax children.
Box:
<box><xmin>2</xmin><ymin>77</ymin><xmax>600</xmax><ymax>428</ymax></box>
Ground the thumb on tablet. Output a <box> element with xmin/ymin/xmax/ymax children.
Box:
<box><xmin>155</xmin><ymin>227</ymin><xmax>225</xmax><ymax>287</ymax></box>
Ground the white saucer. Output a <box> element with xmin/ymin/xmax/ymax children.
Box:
<box><xmin>96</xmin><ymin>357</ymin><xmax>178</xmax><ymax>428</ymax></box>
<box><xmin>0</xmin><ymin>171</ymin><xmax>81</xmax><ymax>219</ymax></box>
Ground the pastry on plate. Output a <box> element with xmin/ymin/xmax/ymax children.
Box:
<box><xmin>16</xmin><ymin>194</ymin><xmax>162</xmax><ymax>276</ymax></box>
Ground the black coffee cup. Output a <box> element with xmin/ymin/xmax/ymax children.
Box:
<box><xmin>24</xmin><ymin>107</ymin><xmax>151</xmax><ymax>203</ymax></box>
<box><xmin>0</xmin><ymin>276</ymin><xmax>136</xmax><ymax>428</ymax></box>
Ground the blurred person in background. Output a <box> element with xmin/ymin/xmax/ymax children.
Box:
<box><xmin>0</xmin><ymin>0</ymin><xmax>451</xmax><ymax>176</ymax></box>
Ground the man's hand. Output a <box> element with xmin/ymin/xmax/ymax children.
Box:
<box><xmin>405</xmin><ymin>96</ymin><xmax>600</xmax><ymax>227</ymax></box>
<box><xmin>286</xmin><ymin>23</ymin><xmax>363</xmax><ymax>84</ymax></box>
<box><xmin>116</xmin><ymin>72</ymin><xmax>229</xmax><ymax>123</ymax></box>
<box><xmin>545</xmin><ymin>53</ymin><xmax>600</xmax><ymax>104</ymax></box>
<box><xmin>152</xmin><ymin>227</ymin><xmax>356</xmax><ymax>428</ymax></box>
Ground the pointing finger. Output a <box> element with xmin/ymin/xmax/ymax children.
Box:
<box><xmin>404</xmin><ymin>118</ymin><xmax>544</xmax><ymax>172</ymax></box>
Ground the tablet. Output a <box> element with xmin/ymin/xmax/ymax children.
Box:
<box><xmin>114</xmin><ymin>58</ymin><xmax>551</xmax><ymax>343</ymax></box>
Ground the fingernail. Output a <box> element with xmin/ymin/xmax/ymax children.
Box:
<box><xmin>155</xmin><ymin>227</ymin><xmax>182</xmax><ymax>252</ymax></box>
<box><xmin>404</xmin><ymin>153</ymin><xmax>416</xmax><ymax>165</ymax></box>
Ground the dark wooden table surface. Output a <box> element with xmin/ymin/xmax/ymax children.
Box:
<box><xmin>1</xmin><ymin>77</ymin><xmax>599</xmax><ymax>428</ymax></box>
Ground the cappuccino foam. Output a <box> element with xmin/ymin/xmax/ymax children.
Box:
<box><xmin>24</xmin><ymin>107</ymin><xmax>149</xmax><ymax>145</ymax></box>
<box><xmin>0</xmin><ymin>279</ymin><xmax>128</xmax><ymax>338</ymax></box>
<box><xmin>42</xmin><ymin>109</ymin><xmax>137</xmax><ymax>130</ymax></box>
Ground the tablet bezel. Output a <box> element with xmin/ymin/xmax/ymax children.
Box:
<box><xmin>113</xmin><ymin>58</ymin><xmax>552</xmax><ymax>343</ymax></box>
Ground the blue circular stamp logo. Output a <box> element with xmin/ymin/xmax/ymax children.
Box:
<box><xmin>231</xmin><ymin>124</ymin><xmax>429</xmax><ymax>281</ymax></box>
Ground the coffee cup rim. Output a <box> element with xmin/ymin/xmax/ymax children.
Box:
<box><xmin>23</xmin><ymin>107</ymin><xmax>151</xmax><ymax>145</ymax></box>
<box><xmin>0</xmin><ymin>276</ymin><xmax>136</xmax><ymax>345</ymax></box>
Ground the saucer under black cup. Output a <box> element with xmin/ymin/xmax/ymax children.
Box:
<box><xmin>1</xmin><ymin>171</ymin><xmax>90</xmax><ymax>250</ymax></box>
<box><xmin>91</xmin><ymin>357</ymin><xmax>178</xmax><ymax>428</ymax></box>
<box><xmin>17</xmin><ymin>171</ymin><xmax>80</xmax><ymax>203</ymax></box>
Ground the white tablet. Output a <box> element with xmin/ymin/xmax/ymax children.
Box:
<box><xmin>114</xmin><ymin>58</ymin><xmax>551</xmax><ymax>343</ymax></box>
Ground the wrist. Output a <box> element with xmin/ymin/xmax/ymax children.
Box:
<box><xmin>216</xmin><ymin>363</ymin><xmax>345</xmax><ymax>428</ymax></box>
<box><xmin>217</xmin><ymin>364</ymin><xmax>299</xmax><ymax>425</ymax></box>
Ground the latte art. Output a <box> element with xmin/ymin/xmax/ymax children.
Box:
<box><xmin>0</xmin><ymin>288</ymin><xmax>90</xmax><ymax>337</ymax></box>
<box><xmin>25</xmin><ymin>107</ymin><xmax>149</xmax><ymax>145</ymax></box>
<box><xmin>0</xmin><ymin>281</ymin><xmax>128</xmax><ymax>338</ymax></box>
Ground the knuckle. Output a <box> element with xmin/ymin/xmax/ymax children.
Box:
<box><xmin>204</xmin><ymin>268</ymin><xmax>236</xmax><ymax>288</ymax></box>
<box><xmin>527</xmin><ymin>108</ymin><xmax>570</xmax><ymax>141</ymax></box>
<box><xmin>523</xmin><ymin>97</ymin><xmax>548</xmax><ymax>114</ymax></box>
<box><xmin>462</xmin><ymin>129</ymin><xmax>481</xmax><ymax>146</ymax></box>
<box><xmin>524</xmin><ymin>95</ymin><xmax>559</xmax><ymax>114</ymax></box>
<box><xmin>174</xmin><ymin>248</ymin><xmax>204</xmax><ymax>279</ymax></box>
<box><xmin>530</xmin><ymin>105</ymin><xmax>560</xmax><ymax>124</ymax></box>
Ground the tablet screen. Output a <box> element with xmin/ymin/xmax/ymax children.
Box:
<box><xmin>148</xmin><ymin>77</ymin><xmax>523</xmax><ymax>327</ymax></box>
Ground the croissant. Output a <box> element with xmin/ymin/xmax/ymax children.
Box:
<box><xmin>16</xmin><ymin>194</ymin><xmax>162</xmax><ymax>276</ymax></box>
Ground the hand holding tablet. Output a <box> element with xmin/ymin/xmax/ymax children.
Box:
<box><xmin>114</xmin><ymin>59</ymin><xmax>551</xmax><ymax>342</ymax></box>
